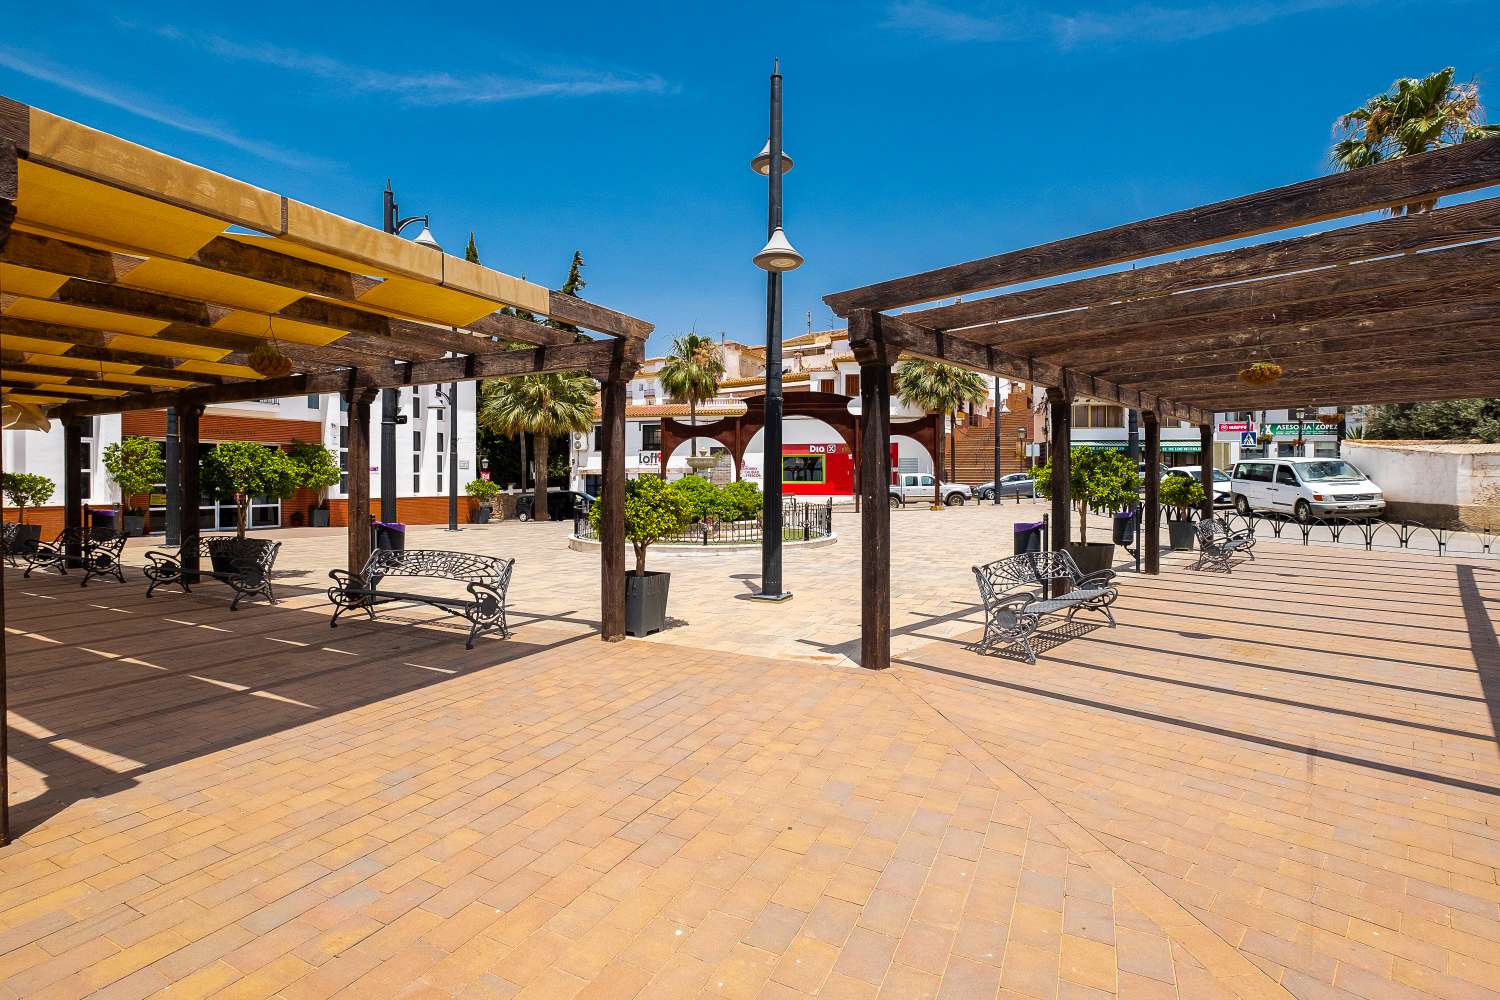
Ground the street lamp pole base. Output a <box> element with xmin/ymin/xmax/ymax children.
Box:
<box><xmin>749</xmin><ymin>590</ymin><xmax>794</xmax><ymax>603</ymax></box>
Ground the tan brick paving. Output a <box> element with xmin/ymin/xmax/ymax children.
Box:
<box><xmin>1</xmin><ymin>507</ymin><xmax>1496</xmax><ymax>997</ymax></box>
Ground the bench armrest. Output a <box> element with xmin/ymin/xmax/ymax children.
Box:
<box><xmin>1075</xmin><ymin>568</ymin><xmax>1118</xmax><ymax>589</ymax></box>
<box><xmin>328</xmin><ymin>568</ymin><xmax>366</xmax><ymax>592</ymax></box>
<box><xmin>145</xmin><ymin>548</ymin><xmax>182</xmax><ymax>567</ymax></box>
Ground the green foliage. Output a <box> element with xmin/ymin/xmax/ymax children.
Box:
<box><xmin>893</xmin><ymin>359</ymin><xmax>988</xmax><ymax>415</ymax></box>
<box><xmin>1032</xmin><ymin>448</ymin><xmax>1141</xmax><ymax>544</ymax></box>
<box><xmin>101</xmin><ymin>435</ymin><xmax>164</xmax><ymax>514</ymax></box>
<box><xmin>1365</xmin><ymin>399</ymin><xmax>1500</xmax><ymax>442</ymax></box>
<box><xmin>589</xmin><ymin>475</ymin><xmax>693</xmax><ymax>574</ymax></box>
<box><xmin>465</xmin><ymin>478</ymin><xmax>502</xmax><ymax>503</ymax></box>
<box><xmin>660</xmin><ymin>334</ymin><xmax>726</xmax><ymax>411</ymax></box>
<box><xmin>286</xmin><ymin>441</ymin><xmax>340</xmax><ymax>492</ymax></box>
<box><xmin>667</xmin><ymin>476</ymin><xmax>719</xmax><ymax>521</ymax></box>
<box><xmin>464</xmin><ymin>232</ymin><xmax>480</xmax><ymax>264</ymax></box>
<box><xmin>1158</xmin><ymin>475</ymin><xmax>1206</xmax><ymax>520</ymax></box>
<box><xmin>1333</xmin><ymin>67</ymin><xmax>1500</xmax><ymax>213</ymax></box>
<box><xmin>201</xmin><ymin>442</ymin><xmax>302</xmax><ymax>538</ymax></box>
<box><xmin>662</xmin><ymin>476</ymin><xmax>764</xmax><ymax>523</ymax></box>
<box><xmin>718</xmin><ymin>480</ymin><xmax>764</xmax><ymax>521</ymax></box>
<box><xmin>479</xmin><ymin>372</ymin><xmax>597</xmax><ymax>519</ymax></box>
<box><xmin>2</xmin><ymin>472</ymin><xmax>55</xmax><ymax>522</ymax></box>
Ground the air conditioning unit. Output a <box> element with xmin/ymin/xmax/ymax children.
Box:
<box><xmin>572</xmin><ymin>432</ymin><xmax>589</xmax><ymax>451</ymax></box>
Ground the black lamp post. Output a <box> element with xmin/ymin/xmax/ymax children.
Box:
<box><xmin>991</xmin><ymin>378</ymin><xmax>1002</xmax><ymax>506</ymax></box>
<box><xmin>750</xmin><ymin>60</ymin><xmax>803</xmax><ymax>603</ymax></box>
<box><xmin>380</xmin><ymin>181</ymin><xmax>441</xmax><ymax>523</ymax></box>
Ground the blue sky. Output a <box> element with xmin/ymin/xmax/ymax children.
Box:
<box><xmin>3</xmin><ymin>1</ymin><xmax>1497</xmax><ymax>355</ymax></box>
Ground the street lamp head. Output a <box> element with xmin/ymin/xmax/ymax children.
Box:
<box><xmin>753</xmin><ymin>226</ymin><xmax>804</xmax><ymax>272</ymax></box>
<box><xmin>750</xmin><ymin>140</ymin><xmax>794</xmax><ymax>176</ymax></box>
<box><xmin>411</xmin><ymin>224</ymin><xmax>443</xmax><ymax>252</ymax></box>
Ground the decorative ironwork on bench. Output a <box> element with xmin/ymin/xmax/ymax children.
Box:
<box><xmin>327</xmin><ymin>549</ymin><xmax>516</xmax><ymax>650</ymax></box>
<box><xmin>972</xmin><ymin>549</ymin><xmax>1119</xmax><ymax>664</ymax></box>
<box><xmin>144</xmin><ymin>535</ymin><xmax>281</xmax><ymax>610</ymax></box>
<box><xmin>22</xmin><ymin>526</ymin><xmax>127</xmax><ymax>586</ymax></box>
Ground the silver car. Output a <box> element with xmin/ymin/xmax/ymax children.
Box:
<box><xmin>976</xmin><ymin>473</ymin><xmax>1037</xmax><ymax>500</ymax></box>
<box><xmin>889</xmin><ymin>473</ymin><xmax>972</xmax><ymax>507</ymax></box>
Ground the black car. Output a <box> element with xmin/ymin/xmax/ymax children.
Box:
<box><xmin>516</xmin><ymin>490</ymin><xmax>595</xmax><ymax>522</ymax></box>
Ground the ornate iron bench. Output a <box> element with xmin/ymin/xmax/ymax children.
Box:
<box><xmin>23</xmin><ymin>527</ymin><xmax>128</xmax><ymax>586</ymax></box>
<box><xmin>1193</xmin><ymin>518</ymin><xmax>1256</xmax><ymax>573</ymax></box>
<box><xmin>327</xmin><ymin>549</ymin><xmax>515</xmax><ymax>649</ymax></box>
<box><xmin>144</xmin><ymin>535</ymin><xmax>281</xmax><ymax>610</ymax></box>
<box><xmin>3</xmin><ymin>522</ymin><xmax>42</xmax><ymax>567</ymax></box>
<box><xmin>972</xmin><ymin>549</ymin><xmax>1119</xmax><ymax>663</ymax></box>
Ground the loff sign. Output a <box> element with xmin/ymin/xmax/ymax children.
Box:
<box><xmin>638</xmin><ymin>451</ymin><xmax>662</xmax><ymax>468</ymax></box>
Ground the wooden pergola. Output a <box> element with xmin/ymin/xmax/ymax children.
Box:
<box><xmin>825</xmin><ymin>136</ymin><xmax>1500</xmax><ymax>669</ymax></box>
<box><xmin>0</xmin><ymin>95</ymin><xmax>652</xmax><ymax>636</ymax></box>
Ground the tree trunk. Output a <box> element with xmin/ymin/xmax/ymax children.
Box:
<box><xmin>532</xmin><ymin>433</ymin><xmax>550</xmax><ymax>522</ymax></box>
<box><xmin>634</xmin><ymin>541</ymin><xmax>647</xmax><ymax>575</ymax></box>
<box><xmin>948</xmin><ymin>410</ymin><xmax>957</xmax><ymax>495</ymax></box>
<box><xmin>519</xmin><ymin>432</ymin><xmax>528</xmax><ymax>492</ymax></box>
<box><xmin>932</xmin><ymin>414</ymin><xmax>945</xmax><ymax>509</ymax></box>
<box><xmin>1077</xmin><ymin>499</ymin><xmax>1087</xmax><ymax>545</ymax></box>
<box><xmin>690</xmin><ymin>398</ymin><xmax>698</xmax><ymax>468</ymax></box>
<box><xmin>237</xmin><ymin>496</ymin><xmax>249</xmax><ymax>539</ymax></box>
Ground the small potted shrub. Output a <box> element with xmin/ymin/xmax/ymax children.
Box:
<box><xmin>1159</xmin><ymin>476</ymin><xmax>1206</xmax><ymax>550</ymax></box>
<box><xmin>589</xmin><ymin>475</ymin><xmax>691</xmax><ymax>637</ymax></box>
<box><xmin>2</xmin><ymin>471</ymin><xmax>55</xmax><ymax>525</ymax></box>
<box><xmin>465</xmin><ymin>479</ymin><xmax>501</xmax><ymax>523</ymax></box>
<box><xmin>1031</xmin><ymin>447</ymin><xmax>1141</xmax><ymax>575</ymax></box>
<box><xmin>288</xmin><ymin>442</ymin><xmax>340</xmax><ymax>528</ymax></box>
<box><xmin>310</xmin><ymin>501</ymin><xmax>331</xmax><ymax>528</ymax></box>
<box><xmin>101</xmin><ymin>435</ymin><xmax>164</xmax><ymax>536</ymax></box>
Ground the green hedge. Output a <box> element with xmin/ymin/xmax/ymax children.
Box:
<box><xmin>665</xmin><ymin>476</ymin><xmax>762</xmax><ymax>523</ymax></box>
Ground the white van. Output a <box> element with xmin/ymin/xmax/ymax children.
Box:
<box><xmin>1229</xmin><ymin>457</ymin><xmax>1385</xmax><ymax>522</ymax></box>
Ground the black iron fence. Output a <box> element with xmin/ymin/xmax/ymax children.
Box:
<box><xmin>574</xmin><ymin>497</ymin><xmax>834</xmax><ymax>546</ymax></box>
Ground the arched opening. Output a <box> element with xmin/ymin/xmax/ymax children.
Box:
<box><xmin>664</xmin><ymin>436</ymin><xmax>739</xmax><ymax>482</ymax></box>
<box><xmin>743</xmin><ymin>416</ymin><xmax>855</xmax><ymax>497</ymax></box>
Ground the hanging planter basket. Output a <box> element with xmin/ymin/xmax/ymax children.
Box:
<box><xmin>1237</xmin><ymin>362</ymin><xmax>1283</xmax><ymax>386</ymax></box>
<box><xmin>1317</xmin><ymin>412</ymin><xmax>1343</xmax><ymax>426</ymax></box>
<box><xmin>1256</xmin><ymin>432</ymin><xmax>1274</xmax><ymax>446</ymax></box>
<box><xmin>249</xmin><ymin>343</ymin><xmax>293</xmax><ymax>378</ymax></box>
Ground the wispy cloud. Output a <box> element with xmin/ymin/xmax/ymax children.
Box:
<box><xmin>0</xmin><ymin>45</ymin><xmax>333</xmax><ymax>170</ymax></box>
<box><xmin>153</xmin><ymin>27</ymin><xmax>670</xmax><ymax>105</ymax></box>
<box><xmin>884</xmin><ymin>0</ymin><xmax>1364</xmax><ymax>48</ymax></box>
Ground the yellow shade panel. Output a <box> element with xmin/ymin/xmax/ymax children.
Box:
<box><xmin>354</xmin><ymin>276</ymin><xmax>500</xmax><ymax>327</ymax></box>
<box><xmin>222</xmin><ymin>233</ymin><xmax>399</xmax><ymax>281</ymax></box>
<box><xmin>121</xmin><ymin>258</ymin><xmax>304</xmax><ymax>314</ymax></box>
<box><xmin>440</xmin><ymin>254</ymin><xmax>550</xmax><ymax>316</ymax></box>
<box><xmin>24</xmin><ymin>382</ymin><xmax>125</xmax><ymax>397</ymax></box>
<box><xmin>211</xmin><ymin>310</ymin><xmax>348</xmax><ymax>346</ymax></box>
<box><xmin>0</xmin><ymin>262</ymin><xmax>69</xmax><ymax>299</ymax></box>
<box><xmin>4</xmin><ymin>353</ymin><xmax>137</xmax><ymax>374</ymax></box>
<box><xmin>284</xmin><ymin>201</ymin><xmax>442</xmax><ymax>283</ymax></box>
<box><xmin>4</xmin><ymin>389</ymin><xmax>80</xmax><ymax>402</ymax></box>
<box><xmin>174</xmin><ymin>359</ymin><xmax>262</xmax><ymax>379</ymax></box>
<box><xmin>27</xmin><ymin>108</ymin><xmax>282</xmax><ymax>234</ymax></box>
<box><xmin>2</xmin><ymin>297</ymin><xmax>171</xmax><ymax>336</ymax></box>
<box><xmin>109</xmin><ymin>334</ymin><xmax>228</xmax><ymax>362</ymax></box>
<box><xmin>15</xmin><ymin>161</ymin><xmax>227</xmax><ymax>259</ymax></box>
<box><xmin>0</xmin><ymin>335</ymin><xmax>74</xmax><ymax>357</ymax></box>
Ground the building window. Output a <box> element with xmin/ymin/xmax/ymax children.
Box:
<box><xmin>1071</xmin><ymin>404</ymin><xmax>1124</xmax><ymax>429</ymax></box>
<box><xmin>307</xmin><ymin>394</ymin><xmax>320</xmax><ymax>409</ymax></box>
<box><xmin>845</xmin><ymin>373</ymin><xmax>860</xmax><ymax>397</ymax></box>
<box><xmin>783</xmin><ymin>455</ymin><xmax>825</xmax><ymax>483</ymax></box>
<box><xmin>412</xmin><ymin>430</ymin><xmax>423</xmax><ymax>493</ymax></box>
<box><xmin>338</xmin><ymin>423</ymin><xmax>349</xmax><ymax>493</ymax></box>
<box><xmin>80</xmin><ymin>418</ymin><xmax>96</xmax><ymax>499</ymax></box>
<box><xmin>641</xmin><ymin>422</ymin><xmax>662</xmax><ymax>450</ymax></box>
<box><xmin>593</xmin><ymin>423</ymin><xmax>603</xmax><ymax>450</ymax></box>
<box><xmin>410</xmin><ymin>387</ymin><xmax>421</xmax><ymax>421</ymax></box>
<box><xmin>435</xmin><ymin>431</ymin><xmax>445</xmax><ymax>494</ymax></box>
<box><xmin>1314</xmin><ymin>440</ymin><xmax>1339</xmax><ymax>458</ymax></box>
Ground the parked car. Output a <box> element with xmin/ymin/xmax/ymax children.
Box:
<box><xmin>1229</xmin><ymin>458</ymin><xmax>1384</xmax><ymax>522</ymax></box>
<box><xmin>516</xmin><ymin>489</ymin><xmax>596</xmax><ymax>522</ymax></box>
<box><xmin>889</xmin><ymin>474</ymin><xmax>972</xmax><ymax>507</ymax></box>
<box><xmin>1164</xmin><ymin>466</ymin><xmax>1233</xmax><ymax>508</ymax></box>
<box><xmin>975</xmin><ymin>473</ymin><xmax>1037</xmax><ymax>500</ymax></box>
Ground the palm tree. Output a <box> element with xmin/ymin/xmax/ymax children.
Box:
<box><xmin>893</xmin><ymin>359</ymin><xmax>988</xmax><ymax>508</ymax></box>
<box><xmin>1333</xmin><ymin>67</ymin><xmax>1500</xmax><ymax>214</ymax></box>
<box><xmin>658</xmin><ymin>333</ymin><xmax>726</xmax><ymax>475</ymax></box>
<box><xmin>478</xmin><ymin>372</ymin><xmax>597</xmax><ymax>521</ymax></box>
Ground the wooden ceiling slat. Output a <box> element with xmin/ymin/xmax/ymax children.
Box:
<box><xmin>1124</xmin><ymin>343</ymin><xmax>1500</xmax><ymax>392</ymax></box>
<box><xmin>825</xmin><ymin>136</ymin><xmax>1500</xmax><ymax>314</ymax></box>
<box><xmin>0</xmin><ymin>359</ymin><xmax>198</xmax><ymax>391</ymax></box>
<box><xmin>908</xmin><ymin>196</ymin><xmax>1500</xmax><ymax>333</ymax></box>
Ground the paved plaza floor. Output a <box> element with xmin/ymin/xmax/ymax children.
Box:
<box><xmin>2</xmin><ymin>506</ymin><xmax>1498</xmax><ymax>999</ymax></box>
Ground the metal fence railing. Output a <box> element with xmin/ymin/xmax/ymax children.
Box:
<box><xmin>574</xmin><ymin>497</ymin><xmax>835</xmax><ymax>546</ymax></box>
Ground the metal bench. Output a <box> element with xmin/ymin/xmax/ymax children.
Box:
<box><xmin>327</xmin><ymin>549</ymin><xmax>515</xmax><ymax>649</ymax></box>
<box><xmin>144</xmin><ymin>535</ymin><xmax>281</xmax><ymax>609</ymax></box>
<box><xmin>2</xmin><ymin>522</ymin><xmax>42</xmax><ymax>567</ymax></box>
<box><xmin>23</xmin><ymin>526</ymin><xmax>128</xmax><ymax>586</ymax></box>
<box><xmin>1193</xmin><ymin>518</ymin><xmax>1256</xmax><ymax>573</ymax></box>
<box><xmin>972</xmin><ymin>549</ymin><xmax>1120</xmax><ymax>663</ymax></box>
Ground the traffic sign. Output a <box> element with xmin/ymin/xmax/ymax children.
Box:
<box><xmin>1240</xmin><ymin>431</ymin><xmax>1258</xmax><ymax>447</ymax></box>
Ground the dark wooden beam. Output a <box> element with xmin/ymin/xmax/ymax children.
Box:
<box><xmin>1178</xmin><ymin>374</ymin><xmax>1500</xmax><ymax>408</ymax></box>
<box><xmin>825</xmin><ymin>135</ymin><xmax>1500</xmax><ymax>314</ymax></box>
<box><xmin>0</xmin><ymin>137</ymin><xmax>18</xmax><ymax>255</ymax></box>
<box><xmin>597</xmin><ymin>340</ymin><xmax>638</xmax><ymax>641</ymax></box>
<box><xmin>1143</xmin><ymin>411</ymin><xmax>1160</xmax><ymax>575</ymax></box>
<box><xmin>345</xmin><ymin>388</ymin><xmax>376</xmax><ymax>576</ymax></box>
<box><xmin>546</xmin><ymin>292</ymin><xmax>653</xmax><ymax>340</ymax></box>
<box><xmin>0</xmin><ymin>360</ymin><xmax>199</xmax><ymax>390</ymax></box>
<box><xmin>62</xmin><ymin>418</ymin><xmax>83</xmax><ymax>559</ymax></box>
<box><xmin>1198</xmin><ymin>424</ymin><xmax>1214</xmax><ymax>519</ymax></box>
<box><xmin>850</xmin><ymin>309</ymin><xmax>893</xmax><ymax>671</ymax></box>
<box><xmin>905</xmin><ymin>197</ymin><xmax>1500</xmax><ymax>333</ymax></box>
<box><xmin>1144</xmin><ymin>350</ymin><xmax>1500</xmax><ymax>398</ymax></box>
<box><xmin>0</xmin><ymin>380</ymin><xmax>120</xmax><ymax>401</ymax></box>
<box><xmin>1111</xmin><ymin>337</ymin><xmax>1500</xmax><ymax>388</ymax></box>
<box><xmin>1047</xmin><ymin>387</ymin><xmax>1072</xmax><ymax>554</ymax></box>
<box><xmin>958</xmin><ymin>238</ymin><xmax>1500</xmax><ymax>354</ymax></box>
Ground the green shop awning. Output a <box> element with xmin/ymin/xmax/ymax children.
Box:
<box><xmin>1074</xmin><ymin>440</ymin><xmax>1200</xmax><ymax>453</ymax></box>
<box><xmin>1161</xmin><ymin>442</ymin><xmax>1202</xmax><ymax>452</ymax></box>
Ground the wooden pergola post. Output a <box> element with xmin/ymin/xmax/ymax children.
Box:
<box><xmin>178</xmin><ymin>404</ymin><xmax>203</xmax><ymax>583</ymax></box>
<box><xmin>1143</xmin><ymin>410</ymin><xmax>1161</xmax><ymax>575</ymax></box>
<box><xmin>344</xmin><ymin>389</ymin><xmax>375</xmax><ymax>576</ymax></box>
<box><xmin>599</xmin><ymin>340</ymin><xmax>639</xmax><ymax>641</ymax></box>
<box><xmin>1198</xmin><ymin>423</ymin><xmax>1215</xmax><ymax>521</ymax></box>
<box><xmin>851</xmin><ymin>311</ymin><xmax>892</xmax><ymax>670</ymax></box>
<box><xmin>62</xmin><ymin>418</ymin><xmax>84</xmax><ymax>564</ymax></box>
<box><xmin>1046</xmin><ymin>387</ymin><xmax>1071</xmax><ymax>551</ymax></box>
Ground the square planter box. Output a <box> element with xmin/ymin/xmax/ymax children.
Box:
<box><xmin>625</xmin><ymin>571</ymin><xmax>671</xmax><ymax>637</ymax></box>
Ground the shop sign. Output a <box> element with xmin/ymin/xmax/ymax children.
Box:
<box><xmin>1266</xmin><ymin>423</ymin><xmax>1331</xmax><ymax>437</ymax></box>
<box><xmin>1218</xmin><ymin>421</ymin><xmax>1252</xmax><ymax>432</ymax></box>
<box><xmin>638</xmin><ymin>451</ymin><xmax>661</xmax><ymax>467</ymax></box>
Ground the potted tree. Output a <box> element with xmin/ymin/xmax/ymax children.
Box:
<box><xmin>200</xmin><ymin>442</ymin><xmax>302</xmax><ymax>554</ymax></box>
<box><xmin>466</xmin><ymin>479</ymin><xmax>501</xmax><ymax>523</ymax></box>
<box><xmin>1031</xmin><ymin>447</ymin><xmax>1141</xmax><ymax>574</ymax></box>
<box><xmin>287</xmin><ymin>441</ymin><xmax>340</xmax><ymax>527</ymax></box>
<box><xmin>588</xmin><ymin>475</ymin><xmax>691</xmax><ymax>637</ymax></box>
<box><xmin>2</xmin><ymin>471</ymin><xmax>55</xmax><ymax>525</ymax></box>
<box><xmin>101</xmin><ymin>435</ymin><xmax>164</xmax><ymax>536</ymax></box>
<box><xmin>1159</xmin><ymin>475</ymin><xmax>1206</xmax><ymax>550</ymax></box>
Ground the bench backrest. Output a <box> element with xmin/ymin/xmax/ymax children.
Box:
<box><xmin>199</xmin><ymin>535</ymin><xmax>280</xmax><ymax>570</ymax></box>
<box><xmin>362</xmin><ymin>548</ymin><xmax>513</xmax><ymax>588</ymax></box>
<box><xmin>972</xmin><ymin>549</ymin><xmax>1083</xmax><ymax>602</ymax></box>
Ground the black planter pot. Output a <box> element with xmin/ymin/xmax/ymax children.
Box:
<box><xmin>1065</xmin><ymin>542</ymin><xmax>1116</xmax><ymax>577</ymax></box>
<box><xmin>625</xmin><ymin>570</ymin><xmax>670</xmax><ymax>637</ymax></box>
<box><xmin>472</xmin><ymin>505</ymin><xmax>492</xmax><ymax>524</ymax></box>
<box><xmin>310</xmin><ymin>508</ymin><xmax>330</xmax><ymax>528</ymax></box>
<box><xmin>122</xmin><ymin>514</ymin><xmax>145</xmax><ymax>537</ymax></box>
<box><xmin>1167</xmin><ymin>519</ymin><xmax>1198</xmax><ymax>551</ymax></box>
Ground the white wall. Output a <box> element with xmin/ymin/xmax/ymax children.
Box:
<box><xmin>1342</xmin><ymin>443</ymin><xmax>1460</xmax><ymax>505</ymax></box>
